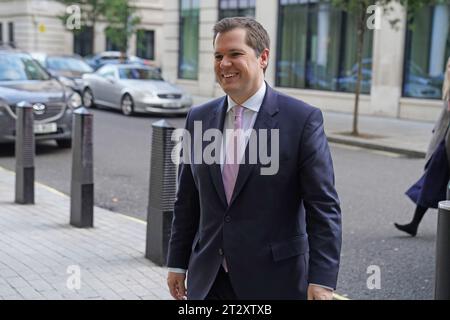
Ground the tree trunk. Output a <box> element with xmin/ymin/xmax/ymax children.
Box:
<box><xmin>120</xmin><ymin>9</ymin><xmax>129</xmax><ymax>62</ymax></box>
<box><xmin>91</xmin><ymin>17</ymin><xmax>96</xmax><ymax>54</ymax></box>
<box><xmin>352</xmin><ymin>5</ymin><xmax>366</xmax><ymax>136</ymax></box>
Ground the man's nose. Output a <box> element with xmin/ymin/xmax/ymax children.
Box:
<box><xmin>220</xmin><ymin>57</ymin><xmax>232</xmax><ymax>68</ymax></box>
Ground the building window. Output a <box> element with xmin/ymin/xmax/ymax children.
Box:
<box><xmin>276</xmin><ymin>0</ymin><xmax>373</xmax><ymax>94</ymax></box>
<box><xmin>8</xmin><ymin>22</ymin><xmax>14</xmax><ymax>45</ymax></box>
<box><xmin>136</xmin><ymin>30</ymin><xmax>155</xmax><ymax>60</ymax></box>
<box><xmin>218</xmin><ymin>0</ymin><xmax>256</xmax><ymax>20</ymax></box>
<box><xmin>403</xmin><ymin>4</ymin><xmax>450</xmax><ymax>99</ymax></box>
<box><xmin>74</xmin><ymin>27</ymin><xmax>93</xmax><ymax>57</ymax></box>
<box><xmin>179</xmin><ymin>0</ymin><xmax>199</xmax><ymax>80</ymax></box>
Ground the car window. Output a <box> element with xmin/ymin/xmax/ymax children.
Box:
<box><xmin>47</xmin><ymin>57</ymin><xmax>93</xmax><ymax>73</ymax></box>
<box><xmin>0</xmin><ymin>54</ymin><xmax>50</xmax><ymax>81</ymax></box>
<box><xmin>97</xmin><ymin>66</ymin><xmax>112</xmax><ymax>77</ymax></box>
<box><xmin>118</xmin><ymin>68</ymin><xmax>162</xmax><ymax>80</ymax></box>
<box><xmin>97</xmin><ymin>68</ymin><xmax>116</xmax><ymax>79</ymax></box>
<box><xmin>100</xmin><ymin>55</ymin><xmax>122</xmax><ymax>61</ymax></box>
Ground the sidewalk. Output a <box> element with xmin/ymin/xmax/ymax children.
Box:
<box><xmin>0</xmin><ymin>166</ymin><xmax>171</xmax><ymax>300</ymax></box>
<box><xmin>193</xmin><ymin>95</ymin><xmax>435</xmax><ymax>157</ymax></box>
<box><xmin>323</xmin><ymin>112</ymin><xmax>433</xmax><ymax>157</ymax></box>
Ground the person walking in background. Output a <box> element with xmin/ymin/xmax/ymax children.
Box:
<box><xmin>395</xmin><ymin>57</ymin><xmax>450</xmax><ymax>237</ymax></box>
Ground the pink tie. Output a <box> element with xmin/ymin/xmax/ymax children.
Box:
<box><xmin>222</xmin><ymin>105</ymin><xmax>244</xmax><ymax>205</ymax></box>
<box><xmin>221</xmin><ymin>105</ymin><xmax>244</xmax><ymax>273</ymax></box>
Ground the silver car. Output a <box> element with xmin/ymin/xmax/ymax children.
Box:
<box><xmin>82</xmin><ymin>64</ymin><xmax>193</xmax><ymax>115</ymax></box>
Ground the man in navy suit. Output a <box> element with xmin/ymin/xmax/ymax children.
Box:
<box><xmin>167</xmin><ymin>17</ymin><xmax>341</xmax><ymax>300</ymax></box>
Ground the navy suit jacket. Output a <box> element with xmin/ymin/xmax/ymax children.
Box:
<box><xmin>167</xmin><ymin>84</ymin><xmax>342</xmax><ymax>300</ymax></box>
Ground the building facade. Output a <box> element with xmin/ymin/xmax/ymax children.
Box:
<box><xmin>0</xmin><ymin>0</ymin><xmax>163</xmax><ymax>64</ymax></box>
<box><xmin>162</xmin><ymin>0</ymin><xmax>450</xmax><ymax>121</ymax></box>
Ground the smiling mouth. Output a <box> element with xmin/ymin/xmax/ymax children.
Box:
<box><xmin>222</xmin><ymin>73</ymin><xmax>239</xmax><ymax>79</ymax></box>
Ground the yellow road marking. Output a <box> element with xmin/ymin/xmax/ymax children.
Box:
<box><xmin>333</xmin><ymin>293</ymin><xmax>350</xmax><ymax>300</ymax></box>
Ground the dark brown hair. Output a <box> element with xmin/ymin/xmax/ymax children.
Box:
<box><xmin>213</xmin><ymin>17</ymin><xmax>270</xmax><ymax>58</ymax></box>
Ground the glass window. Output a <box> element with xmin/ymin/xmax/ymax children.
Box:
<box><xmin>337</xmin><ymin>10</ymin><xmax>373</xmax><ymax>94</ymax></box>
<box><xmin>307</xmin><ymin>4</ymin><xmax>342</xmax><ymax>91</ymax></box>
<box><xmin>118</xmin><ymin>67</ymin><xmax>163</xmax><ymax>80</ymax></box>
<box><xmin>276</xmin><ymin>0</ymin><xmax>373</xmax><ymax>94</ymax></box>
<box><xmin>8</xmin><ymin>22</ymin><xmax>14</xmax><ymax>44</ymax></box>
<box><xmin>403</xmin><ymin>4</ymin><xmax>450</xmax><ymax>99</ymax></box>
<box><xmin>277</xmin><ymin>1</ymin><xmax>308</xmax><ymax>88</ymax></box>
<box><xmin>136</xmin><ymin>30</ymin><xmax>155</xmax><ymax>60</ymax></box>
<box><xmin>47</xmin><ymin>57</ymin><xmax>93</xmax><ymax>73</ymax></box>
<box><xmin>218</xmin><ymin>0</ymin><xmax>255</xmax><ymax>20</ymax></box>
<box><xmin>74</xmin><ymin>27</ymin><xmax>93</xmax><ymax>57</ymax></box>
<box><xmin>0</xmin><ymin>54</ymin><xmax>50</xmax><ymax>81</ymax></box>
<box><xmin>97</xmin><ymin>66</ymin><xmax>116</xmax><ymax>79</ymax></box>
<box><xmin>179</xmin><ymin>0</ymin><xmax>200</xmax><ymax>80</ymax></box>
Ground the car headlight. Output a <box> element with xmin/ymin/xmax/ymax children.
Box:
<box><xmin>59</xmin><ymin>76</ymin><xmax>76</xmax><ymax>88</ymax></box>
<box><xmin>68</xmin><ymin>92</ymin><xmax>83</xmax><ymax>109</ymax></box>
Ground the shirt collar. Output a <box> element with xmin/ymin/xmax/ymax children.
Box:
<box><xmin>226</xmin><ymin>81</ymin><xmax>266</xmax><ymax>113</ymax></box>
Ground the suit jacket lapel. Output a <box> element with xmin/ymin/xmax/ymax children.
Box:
<box><xmin>206</xmin><ymin>97</ymin><xmax>228</xmax><ymax>208</ymax></box>
<box><xmin>228</xmin><ymin>84</ymin><xmax>279</xmax><ymax>207</ymax></box>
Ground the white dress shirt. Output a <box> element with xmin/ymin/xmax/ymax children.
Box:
<box><xmin>220</xmin><ymin>81</ymin><xmax>266</xmax><ymax>171</ymax></box>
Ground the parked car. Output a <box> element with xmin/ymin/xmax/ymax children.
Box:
<box><xmin>332</xmin><ymin>58</ymin><xmax>372</xmax><ymax>94</ymax></box>
<box><xmin>84</xmin><ymin>51</ymin><xmax>160</xmax><ymax>72</ymax></box>
<box><xmin>0</xmin><ymin>48</ymin><xmax>82</xmax><ymax>147</ymax></box>
<box><xmin>403</xmin><ymin>60</ymin><xmax>442</xmax><ymax>99</ymax></box>
<box><xmin>82</xmin><ymin>64</ymin><xmax>193</xmax><ymax>115</ymax></box>
<box><xmin>31</xmin><ymin>53</ymin><xmax>93</xmax><ymax>94</ymax></box>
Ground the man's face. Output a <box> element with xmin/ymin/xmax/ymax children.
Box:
<box><xmin>214</xmin><ymin>28</ymin><xmax>269</xmax><ymax>103</ymax></box>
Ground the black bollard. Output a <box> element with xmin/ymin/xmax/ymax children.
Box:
<box><xmin>15</xmin><ymin>101</ymin><xmax>35</xmax><ymax>204</ymax></box>
<box><xmin>435</xmin><ymin>200</ymin><xmax>450</xmax><ymax>300</ymax></box>
<box><xmin>70</xmin><ymin>107</ymin><xmax>94</xmax><ymax>228</ymax></box>
<box><xmin>145</xmin><ymin>120</ymin><xmax>177</xmax><ymax>266</ymax></box>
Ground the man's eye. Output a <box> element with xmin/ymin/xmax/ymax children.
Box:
<box><xmin>215</xmin><ymin>56</ymin><xmax>222</xmax><ymax>60</ymax></box>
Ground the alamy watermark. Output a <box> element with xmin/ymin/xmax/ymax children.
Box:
<box><xmin>171</xmin><ymin>121</ymin><xmax>280</xmax><ymax>176</ymax></box>
<box><xmin>366</xmin><ymin>265</ymin><xmax>381</xmax><ymax>290</ymax></box>
<box><xmin>367</xmin><ymin>5</ymin><xmax>382</xmax><ymax>30</ymax></box>
<box><xmin>66</xmin><ymin>5</ymin><xmax>81</xmax><ymax>31</ymax></box>
<box><xmin>66</xmin><ymin>265</ymin><xmax>81</xmax><ymax>290</ymax></box>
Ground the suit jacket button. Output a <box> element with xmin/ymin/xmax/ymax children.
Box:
<box><xmin>219</xmin><ymin>248</ymin><xmax>224</xmax><ymax>256</ymax></box>
<box><xmin>224</xmin><ymin>215</ymin><xmax>231</xmax><ymax>223</ymax></box>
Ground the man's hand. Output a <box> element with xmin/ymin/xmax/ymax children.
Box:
<box><xmin>307</xmin><ymin>285</ymin><xmax>333</xmax><ymax>300</ymax></box>
<box><xmin>167</xmin><ymin>272</ymin><xmax>187</xmax><ymax>300</ymax></box>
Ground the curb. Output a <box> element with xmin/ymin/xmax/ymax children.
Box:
<box><xmin>327</xmin><ymin>135</ymin><xmax>426</xmax><ymax>158</ymax></box>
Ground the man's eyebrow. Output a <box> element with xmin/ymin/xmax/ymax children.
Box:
<box><xmin>214</xmin><ymin>49</ymin><xmax>245</xmax><ymax>55</ymax></box>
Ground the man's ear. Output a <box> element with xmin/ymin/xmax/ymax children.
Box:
<box><xmin>260</xmin><ymin>48</ymin><xmax>270</xmax><ymax>69</ymax></box>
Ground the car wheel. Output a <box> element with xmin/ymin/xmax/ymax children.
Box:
<box><xmin>121</xmin><ymin>94</ymin><xmax>134</xmax><ymax>116</ymax></box>
<box><xmin>56</xmin><ymin>139</ymin><xmax>72</xmax><ymax>149</ymax></box>
<box><xmin>83</xmin><ymin>88</ymin><xmax>95</xmax><ymax>108</ymax></box>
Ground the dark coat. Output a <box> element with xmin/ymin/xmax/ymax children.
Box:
<box><xmin>167</xmin><ymin>84</ymin><xmax>342</xmax><ymax>300</ymax></box>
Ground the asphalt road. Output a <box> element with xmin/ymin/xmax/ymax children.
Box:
<box><xmin>0</xmin><ymin>107</ymin><xmax>437</xmax><ymax>300</ymax></box>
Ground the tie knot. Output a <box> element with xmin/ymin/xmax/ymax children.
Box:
<box><xmin>234</xmin><ymin>105</ymin><xmax>244</xmax><ymax>119</ymax></box>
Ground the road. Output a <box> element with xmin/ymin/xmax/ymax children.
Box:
<box><xmin>0</xmin><ymin>107</ymin><xmax>437</xmax><ymax>299</ymax></box>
